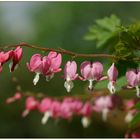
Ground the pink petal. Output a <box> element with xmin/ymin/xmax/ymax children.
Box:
<box><xmin>38</xmin><ymin>98</ymin><xmax>52</xmax><ymax>113</ymax></box>
<box><xmin>27</xmin><ymin>54</ymin><xmax>42</xmax><ymax>72</ymax></box>
<box><xmin>91</xmin><ymin>62</ymin><xmax>103</xmax><ymax>80</ymax></box>
<box><xmin>64</xmin><ymin>61</ymin><xmax>77</xmax><ymax>80</ymax></box>
<box><xmin>13</xmin><ymin>46</ymin><xmax>22</xmax><ymax>63</ymax></box>
<box><xmin>80</xmin><ymin>61</ymin><xmax>91</xmax><ymax>80</ymax></box>
<box><xmin>48</xmin><ymin>51</ymin><xmax>57</xmax><ymax>59</ymax></box>
<box><xmin>126</xmin><ymin>69</ymin><xmax>138</xmax><ymax>87</ymax></box>
<box><xmin>50</xmin><ymin>53</ymin><xmax>62</xmax><ymax>72</ymax></box>
<box><xmin>107</xmin><ymin>63</ymin><xmax>118</xmax><ymax>82</ymax></box>
<box><xmin>42</xmin><ymin>56</ymin><xmax>51</xmax><ymax>75</ymax></box>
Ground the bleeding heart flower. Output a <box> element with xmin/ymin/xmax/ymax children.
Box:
<box><xmin>71</xmin><ymin>99</ymin><xmax>83</xmax><ymax>115</ymax></box>
<box><xmin>38</xmin><ymin>98</ymin><xmax>52</xmax><ymax>124</ymax></box>
<box><xmin>0</xmin><ymin>51</ymin><xmax>12</xmax><ymax>72</ymax></box>
<box><xmin>60</xmin><ymin>100</ymin><xmax>73</xmax><ymax>119</ymax></box>
<box><xmin>27</xmin><ymin>52</ymin><xmax>61</xmax><ymax>85</ymax></box>
<box><xmin>107</xmin><ymin>63</ymin><xmax>118</xmax><ymax>94</ymax></box>
<box><xmin>22</xmin><ymin>96</ymin><xmax>38</xmax><ymax>117</ymax></box>
<box><xmin>80</xmin><ymin>61</ymin><xmax>106</xmax><ymax>91</ymax></box>
<box><xmin>50</xmin><ymin>100</ymin><xmax>61</xmax><ymax>118</ymax></box>
<box><xmin>45</xmin><ymin>51</ymin><xmax>62</xmax><ymax>81</ymax></box>
<box><xmin>124</xmin><ymin>99</ymin><xmax>139</xmax><ymax>123</ymax></box>
<box><xmin>63</xmin><ymin>61</ymin><xmax>78</xmax><ymax>92</ymax></box>
<box><xmin>93</xmin><ymin>96</ymin><xmax>113</xmax><ymax>121</ymax></box>
<box><xmin>6</xmin><ymin>92</ymin><xmax>22</xmax><ymax>104</ymax></box>
<box><xmin>80</xmin><ymin>102</ymin><xmax>93</xmax><ymax>128</ymax></box>
<box><xmin>27</xmin><ymin>54</ymin><xmax>50</xmax><ymax>85</ymax></box>
<box><xmin>126</xmin><ymin>69</ymin><xmax>140</xmax><ymax>97</ymax></box>
<box><xmin>9</xmin><ymin>46</ymin><xmax>23</xmax><ymax>72</ymax></box>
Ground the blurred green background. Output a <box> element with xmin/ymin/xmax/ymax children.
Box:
<box><xmin>0</xmin><ymin>1</ymin><xmax>140</xmax><ymax>138</ymax></box>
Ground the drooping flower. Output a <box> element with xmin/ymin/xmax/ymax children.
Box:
<box><xmin>80</xmin><ymin>102</ymin><xmax>93</xmax><ymax>128</ymax></box>
<box><xmin>126</xmin><ymin>69</ymin><xmax>140</xmax><ymax>97</ymax></box>
<box><xmin>46</xmin><ymin>51</ymin><xmax>62</xmax><ymax>81</ymax></box>
<box><xmin>50</xmin><ymin>100</ymin><xmax>61</xmax><ymax>118</ymax></box>
<box><xmin>27</xmin><ymin>52</ymin><xmax>61</xmax><ymax>85</ymax></box>
<box><xmin>63</xmin><ymin>61</ymin><xmax>78</xmax><ymax>92</ymax></box>
<box><xmin>27</xmin><ymin>54</ymin><xmax>50</xmax><ymax>85</ymax></box>
<box><xmin>71</xmin><ymin>99</ymin><xmax>83</xmax><ymax>115</ymax></box>
<box><xmin>9</xmin><ymin>46</ymin><xmax>23</xmax><ymax>72</ymax></box>
<box><xmin>59</xmin><ymin>99</ymin><xmax>73</xmax><ymax>119</ymax></box>
<box><xmin>0</xmin><ymin>51</ymin><xmax>12</xmax><ymax>72</ymax></box>
<box><xmin>93</xmin><ymin>96</ymin><xmax>113</xmax><ymax>121</ymax></box>
<box><xmin>107</xmin><ymin>63</ymin><xmax>118</xmax><ymax>94</ymax></box>
<box><xmin>22</xmin><ymin>96</ymin><xmax>38</xmax><ymax>117</ymax></box>
<box><xmin>80</xmin><ymin>61</ymin><xmax>106</xmax><ymax>91</ymax></box>
<box><xmin>38</xmin><ymin>98</ymin><xmax>52</xmax><ymax>124</ymax></box>
<box><xmin>124</xmin><ymin>99</ymin><xmax>139</xmax><ymax>123</ymax></box>
<box><xmin>6</xmin><ymin>92</ymin><xmax>22</xmax><ymax>104</ymax></box>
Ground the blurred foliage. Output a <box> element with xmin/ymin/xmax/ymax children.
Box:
<box><xmin>129</xmin><ymin>102</ymin><xmax>140</xmax><ymax>129</ymax></box>
<box><xmin>0</xmin><ymin>2</ymin><xmax>140</xmax><ymax>138</ymax></box>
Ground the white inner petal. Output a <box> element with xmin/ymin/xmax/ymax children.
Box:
<box><xmin>136</xmin><ymin>86</ymin><xmax>140</xmax><ymax>97</ymax></box>
<box><xmin>41</xmin><ymin>111</ymin><xmax>51</xmax><ymax>125</ymax></box>
<box><xmin>102</xmin><ymin>108</ymin><xmax>109</xmax><ymax>122</ymax></box>
<box><xmin>64</xmin><ymin>77</ymin><xmax>74</xmax><ymax>93</ymax></box>
<box><xmin>88</xmin><ymin>79</ymin><xmax>94</xmax><ymax>91</ymax></box>
<box><xmin>9</xmin><ymin>62</ymin><xmax>18</xmax><ymax>72</ymax></box>
<box><xmin>22</xmin><ymin>109</ymin><xmax>29</xmax><ymax>117</ymax></box>
<box><xmin>33</xmin><ymin>73</ymin><xmax>40</xmax><ymax>85</ymax></box>
<box><xmin>108</xmin><ymin>81</ymin><xmax>116</xmax><ymax>94</ymax></box>
<box><xmin>81</xmin><ymin>117</ymin><xmax>90</xmax><ymax>128</ymax></box>
<box><xmin>9</xmin><ymin>62</ymin><xmax>13</xmax><ymax>72</ymax></box>
<box><xmin>125</xmin><ymin>112</ymin><xmax>134</xmax><ymax>123</ymax></box>
<box><xmin>46</xmin><ymin>73</ymin><xmax>54</xmax><ymax>82</ymax></box>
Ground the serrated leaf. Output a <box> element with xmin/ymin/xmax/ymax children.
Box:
<box><xmin>84</xmin><ymin>14</ymin><xmax>121</xmax><ymax>48</ymax></box>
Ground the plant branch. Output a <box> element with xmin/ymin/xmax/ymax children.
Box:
<box><xmin>1</xmin><ymin>42</ymin><xmax>140</xmax><ymax>61</ymax></box>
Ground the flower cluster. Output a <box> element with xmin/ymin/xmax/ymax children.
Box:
<box><xmin>21</xmin><ymin>96</ymin><xmax>93</xmax><ymax>128</ymax></box>
<box><xmin>5</xmin><ymin>94</ymin><xmax>124</xmax><ymax>128</ymax></box>
<box><xmin>0</xmin><ymin>46</ymin><xmax>22</xmax><ymax>72</ymax></box>
<box><xmin>6</xmin><ymin>92</ymin><xmax>140</xmax><ymax>138</ymax></box>
<box><xmin>27</xmin><ymin>52</ymin><xmax>119</xmax><ymax>94</ymax></box>
<box><xmin>27</xmin><ymin>51</ymin><xmax>62</xmax><ymax>85</ymax></box>
<box><xmin>1</xmin><ymin>47</ymin><xmax>139</xmax><ymax>97</ymax></box>
<box><xmin>93</xmin><ymin>95</ymin><xmax>122</xmax><ymax>121</ymax></box>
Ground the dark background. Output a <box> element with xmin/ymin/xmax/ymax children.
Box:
<box><xmin>0</xmin><ymin>2</ymin><xmax>139</xmax><ymax>138</ymax></box>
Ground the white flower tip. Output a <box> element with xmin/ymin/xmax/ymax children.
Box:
<box><xmin>102</xmin><ymin>108</ymin><xmax>109</xmax><ymax>122</ymax></box>
<box><xmin>81</xmin><ymin>117</ymin><xmax>90</xmax><ymax>128</ymax></box>
<box><xmin>22</xmin><ymin>110</ymin><xmax>29</xmax><ymax>118</ymax></box>
<box><xmin>33</xmin><ymin>73</ymin><xmax>40</xmax><ymax>85</ymax></box>
<box><xmin>9</xmin><ymin>62</ymin><xmax>13</xmax><ymax>72</ymax></box>
<box><xmin>41</xmin><ymin>111</ymin><xmax>51</xmax><ymax>125</ymax></box>
<box><xmin>64</xmin><ymin>80</ymin><xmax>74</xmax><ymax>93</ymax></box>
<box><xmin>46</xmin><ymin>73</ymin><xmax>54</xmax><ymax>82</ymax></box>
<box><xmin>88</xmin><ymin>80</ymin><xmax>93</xmax><ymax>91</ymax></box>
<box><xmin>136</xmin><ymin>86</ymin><xmax>140</xmax><ymax>97</ymax></box>
<box><xmin>108</xmin><ymin>82</ymin><xmax>116</xmax><ymax>94</ymax></box>
<box><xmin>125</xmin><ymin>112</ymin><xmax>133</xmax><ymax>123</ymax></box>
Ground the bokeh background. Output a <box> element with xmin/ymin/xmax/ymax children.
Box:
<box><xmin>0</xmin><ymin>1</ymin><xmax>140</xmax><ymax>138</ymax></box>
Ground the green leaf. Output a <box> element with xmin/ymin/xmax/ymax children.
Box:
<box><xmin>132</xmin><ymin>102</ymin><xmax>140</xmax><ymax>110</ymax></box>
<box><xmin>129</xmin><ymin>111</ymin><xmax>140</xmax><ymax>128</ymax></box>
<box><xmin>84</xmin><ymin>14</ymin><xmax>121</xmax><ymax>48</ymax></box>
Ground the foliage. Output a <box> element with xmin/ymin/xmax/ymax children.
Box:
<box><xmin>84</xmin><ymin>15</ymin><xmax>140</xmax><ymax>60</ymax></box>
